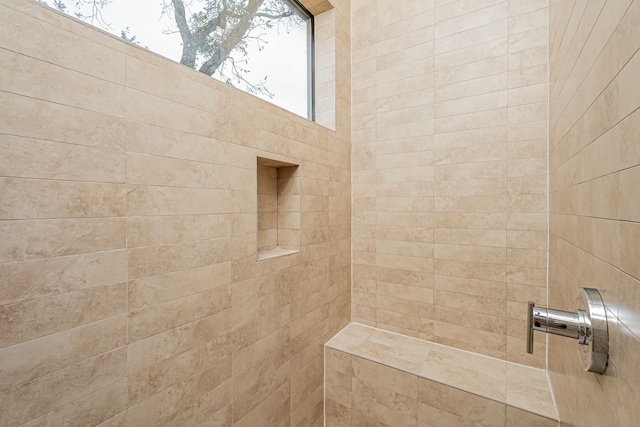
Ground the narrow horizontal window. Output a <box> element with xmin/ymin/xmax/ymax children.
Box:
<box><xmin>38</xmin><ymin>0</ymin><xmax>314</xmax><ymax>119</ymax></box>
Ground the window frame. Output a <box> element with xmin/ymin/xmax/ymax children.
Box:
<box><xmin>285</xmin><ymin>0</ymin><xmax>315</xmax><ymax>121</ymax></box>
<box><xmin>219</xmin><ymin>0</ymin><xmax>316</xmax><ymax>120</ymax></box>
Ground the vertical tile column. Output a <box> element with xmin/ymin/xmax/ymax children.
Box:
<box><xmin>373</xmin><ymin>0</ymin><xmax>436</xmax><ymax>341</ymax></box>
<box><xmin>432</xmin><ymin>0</ymin><xmax>510</xmax><ymax>358</ymax></box>
<box><xmin>505</xmin><ymin>0</ymin><xmax>548</xmax><ymax>368</ymax></box>
<box><xmin>351</xmin><ymin>0</ymin><xmax>379</xmax><ymax>326</ymax></box>
<box><xmin>124</xmin><ymin>47</ymin><xmax>235</xmax><ymax>426</ymax></box>
<box><xmin>0</xmin><ymin>4</ymin><xmax>128</xmax><ymax>425</ymax></box>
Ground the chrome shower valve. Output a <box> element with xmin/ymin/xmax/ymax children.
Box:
<box><xmin>526</xmin><ymin>288</ymin><xmax>609</xmax><ymax>374</ymax></box>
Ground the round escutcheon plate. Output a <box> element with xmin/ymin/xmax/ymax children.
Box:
<box><xmin>576</xmin><ymin>288</ymin><xmax>609</xmax><ymax>374</ymax></box>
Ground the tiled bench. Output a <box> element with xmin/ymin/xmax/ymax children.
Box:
<box><xmin>325</xmin><ymin>323</ymin><xmax>558</xmax><ymax>426</ymax></box>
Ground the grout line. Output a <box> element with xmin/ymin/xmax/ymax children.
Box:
<box><xmin>544</xmin><ymin>0</ymin><xmax>559</xmax><ymax>418</ymax></box>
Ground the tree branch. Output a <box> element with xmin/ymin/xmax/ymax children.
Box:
<box><xmin>198</xmin><ymin>0</ymin><xmax>265</xmax><ymax>76</ymax></box>
<box><xmin>254</xmin><ymin>11</ymin><xmax>294</xmax><ymax>19</ymax></box>
<box><xmin>171</xmin><ymin>0</ymin><xmax>197</xmax><ymax>67</ymax></box>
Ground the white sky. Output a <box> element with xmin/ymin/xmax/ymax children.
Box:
<box><xmin>60</xmin><ymin>0</ymin><xmax>309</xmax><ymax>117</ymax></box>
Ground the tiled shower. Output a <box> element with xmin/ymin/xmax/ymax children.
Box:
<box><xmin>1</xmin><ymin>0</ymin><xmax>639</xmax><ymax>426</ymax></box>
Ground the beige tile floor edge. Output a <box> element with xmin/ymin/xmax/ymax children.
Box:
<box><xmin>325</xmin><ymin>322</ymin><xmax>558</xmax><ymax>426</ymax></box>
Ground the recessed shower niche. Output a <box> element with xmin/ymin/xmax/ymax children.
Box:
<box><xmin>256</xmin><ymin>157</ymin><xmax>300</xmax><ymax>261</ymax></box>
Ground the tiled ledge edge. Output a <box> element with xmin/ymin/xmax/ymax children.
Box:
<box><xmin>325</xmin><ymin>322</ymin><xmax>558</xmax><ymax>426</ymax></box>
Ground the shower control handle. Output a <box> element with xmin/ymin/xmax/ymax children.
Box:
<box><xmin>526</xmin><ymin>288</ymin><xmax>609</xmax><ymax>374</ymax></box>
<box><xmin>526</xmin><ymin>303</ymin><xmax>587</xmax><ymax>351</ymax></box>
<box><xmin>526</xmin><ymin>301</ymin><xmax>534</xmax><ymax>354</ymax></box>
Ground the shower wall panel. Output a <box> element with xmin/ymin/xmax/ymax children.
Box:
<box><xmin>0</xmin><ymin>0</ymin><xmax>351</xmax><ymax>425</ymax></box>
<box><xmin>351</xmin><ymin>0</ymin><xmax>548</xmax><ymax>368</ymax></box>
<box><xmin>548</xmin><ymin>0</ymin><xmax>640</xmax><ymax>425</ymax></box>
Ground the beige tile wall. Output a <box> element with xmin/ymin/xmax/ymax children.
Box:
<box><xmin>277</xmin><ymin>165</ymin><xmax>302</xmax><ymax>252</ymax></box>
<box><xmin>351</xmin><ymin>0</ymin><xmax>548</xmax><ymax>366</ymax></box>
<box><xmin>548</xmin><ymin>0</ymin><xmax>640</xmax><ymax>426</ymax></box>
<box><xmin>258</xmin><ymin>164</ymin><xmax>280</xmax><ymax>252</ymax></box>
<box><xmin>0</xmin><ymin>0</ymin><xmax>350</xmax><ymax>425</ymax></box>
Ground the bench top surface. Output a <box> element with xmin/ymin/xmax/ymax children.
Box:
<box><xmin>326</xmin><ymin>322</ymin><xmax>558</xmax><ymax>421</ymax></box>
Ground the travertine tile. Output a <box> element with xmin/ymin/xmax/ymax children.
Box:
<box><xmin>126</xmin><ymin>88</ymin><xmax>229</xmax><ymax>138</ymax></box>
<box><xmin>418</xmin><ymin>377</ymin><xmax>506</xmax><ymax>425</ymax></box>
<box><xmin>125</xmin><ymin>55</ymin><xmax>230</xmax><ymax>114</ymax></box>
<box><xmin>377</xmin><ymin>311</ymin><xmax>434</xmax><ymax>341</ymax></box>
<box><xmin>0</xmin><ymin>178</ymin><xmax>126</xmax><ymax>220</ymax></box>
<box><xmin>434</xmin><ymin>305</ymin><xmax>506</xmax><ymax>335</ymax></box>
<box><xmin>233</xmin><ymin>382</ymin><xmax>290</xmax><ymax>427</ymax></box>
<box><xmin>418</xmin><ymin>402</ymin><xmax>486</xmax><ymax>427</ymax></box>
<box><xmin>433</xmin><ymin>211</ymin><xmax>506</xmax><ymax>229</ymax></box>
<box><xmin>420</xmin><ymin>345</ymin><xmax>507</xmax><ymax>401</ymax></box>
<box><xmin>127</xmin><ymin>153</ymin><xmax>231</xmax><ymax>189</ymax></box>
<box><xmin>352</xmin><ymin>356</ymin><xmax>418</xmax><ymax>398</ymax></box>
<box><xmin>192</xmin><ymin>380</ymin><xmax>233</xmax><ymax>426</ymax></box>
<box><xmin>21</xmin><ymin>379</ymin><xmax>128</xmax><ymax>427</ymax></box>
<box><xmin>128</xmin><ymin>361</ymin><xmax>235</xmax><ymax>427</ymax></box>
<box><xmin>507</xmin><ymin>230</ymin><xmax>547</xmax><ymax>250</ymax></box>
<box><xmin>232</xmin><ymin>325</ymin><xmax>290</xmax><ymax>376</ymax></box>
<box><xmin>436</xmin><ymin>37</ymin><xmax>507</xmax><ymax>71</ymax></box>
<box><xmin>128</xmin><ymin>285</ymin><xmax>231</xmax><ymax>342</ymax></box>
<box><xmin>0</xmin><ymin>349</ymin><xmax>126</xmax><ymax>426</ymax></box>
<box><xmin>0</xmin><ymin>135</ymin><xmax>126</xmax><ymax>183</ymax></box>
<box><xmin>127</xmin><ymin>239</ymin><xmax>230</xmax><ymax>279</ymax></box>
<box><xmin>352</xmin><ymin>378</ymin><xmax>419</xmax><ymax>425</ymax></box>
<box><xmin>434</xmin><ymin>258</ymin><xmax>506</xmax><ymax>282</ymax></box>
<box><xmin>0</xmin><ymin>316</ymin><xmax>126</xmax><ymax>391</ymax></box>
<box><xmin>434</xmin><ymin>143</ymin><xmax>506</xmax><ymax>165</ymax></box>
<box><xmin>435</xmin><ymin>0</ymin><xmax>504</xmax><ymax>22</ymax></box>
<box><xmin>435</xmin><ymin>108</ymin><xmax>507</xmax><ymax>134</ymax></box>
<box><xmin>0</xmin><ymin>251</ymin><xmax>126</xmax><ymax>306</ymax></box>
<box><xmin>436</xmin><ymin>3</ymin><xmax>507</xmax><ymax>39</ymax></box>
<box><xmin>128</xmin><ymin>337</ymin><xmax>232</xmax><ymax>406</ymax></box>
<box><xmin>235</xmin><ymin>361</ymin><xmax>289</xmax><ymax>422</ymax></box>
<box><xmin>127</xmin><ymin>185</ymin><xmax>232</xmax><ymax>216</ymax></box>
<box><xmin>126</xmin><ymin>121</ymin><xmax>228</xmax><ymax>163</ymax></box>
<box><xmin>0</xmin><ymin>91</ymin><xmax>126</xmax><ymax>151</ymax></box>
<box><xmin>0</xmin><ymin>3</ymin><xmax>125</xmax><ymax>83</ymax></box>
<box><xmin>0</xmin><ymin>283</ymin><xmax>126</xmax><ymax>348</ymax></box>
<box><xmin>128</xmin><ymin>264</ymin><xmax>229</xmax><ymax>311</ymax></box>
<box><xmin>352</xmin><ymin>339</ymin><xmax>426</xmax><ymax>374</ymax></box>
<box><xmin>509</xmin><ymin>7</ymin><xmax>547</xmax><ymax>36</ymax></box>
<box><xmin>435</xmin><ymin>195</ymin><xmax>507</xmax><ymax>214</ymax></box>
<box><xmin>618</xmin><ymin>272</ymin><xmax>640</xmax><ymax>339</ymax></box>
<box><xmin>436</xmin><ymin>20</ymin><xmax>508</xmax><ymax>55</ymax></box>
<box><xmin>506</xmin><ymin>363</ymin><xmax>556</xmax><ymax>419</ymax></box>
<box><xmin>291</xmin><ymin>382</ymin><xmax>324</xmax><ymax>427</ymax></box>
<box><xmin>434</xmin><ymin>274</ymin><xmax>506</xmax><ymax>298</ymax></box>
<box><xmin>326</xmin><ymin>398</ymin><xmax>351</xmax><ymax>427</ymax></box>
<box><xmin>435</xmin><ymin>55</ymin><xmax>507</xmax><ymax>88</ymax></box>
<box><xmin>435</xmin><ymin>321</ymin><xmax>507</xmax><ymax>352</ymax></box>
<box><xmin>0</xmin><ymin>218</ymin><xmax>126</xmax><ymax>263</ymax></box>
<box><xmin>127</xmin><ymin>215</ymin><xmax>232</xmax><ymax>248</ymax></box>
<box><xmin>435</xmin><ymin>74</ymin><xmax>508</xmax><ymax>103</ymax></box>
<box><xmin>506</xmin><ymin>406</ymin><xmax>558</xmax><ymax>427</ymax></box>
<box><xmin>434</xmin><ymin>228</ymin><xmax>506</xmax><ymax>247</ymax></box>
<box><xmin>0</xmin><ymin>48</ymin><xmax>125</xmax><ymax>117</ymax></box>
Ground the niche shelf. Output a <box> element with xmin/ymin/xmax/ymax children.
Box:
<box><xmin>256</xmin><ymin>157</ymin><xmax>300</xmax><ymax>261</ymax></box>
